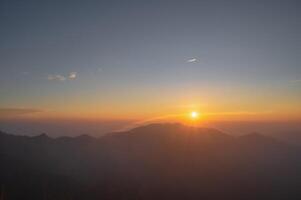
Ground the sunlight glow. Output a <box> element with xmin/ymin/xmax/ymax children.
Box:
<box><xmin>190</xmin><ymin>111</ymin><xmax>199</xmax><ymax>119</ymax></box>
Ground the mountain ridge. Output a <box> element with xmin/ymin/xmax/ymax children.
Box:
<box><xmin>0</xmin><ymin>123</ymin><xmax>300</xmax><ymax>199</ymax></box>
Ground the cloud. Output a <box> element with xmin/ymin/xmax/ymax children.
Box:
<box><xmin>187</xmin><ymin>58</ymin><xmax>197</xmax><ymax>63</ymax></box>
<box><xmin>69</xmin><ymin>72</ymin><xmax>77</xmax><ymax>79</ymax></box>
<box><xmin>0</xmin><ymin>108</ymin><xmax>42</xmax><ymax>117</ymax></box>
<box><xmin>48</xmin><ymin>74</ymin><xmax>66</xmax><ymax>81</ymax></box>
<box><xmin>47</xmin><ymin>72</ymin><xmax>77</xmax><ymax>81</ymax></box>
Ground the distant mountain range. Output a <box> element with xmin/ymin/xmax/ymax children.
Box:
<box><xmin>0</xmin><ymin>123</ymin><xmax>300</xmax><ymax>200</ymax></box>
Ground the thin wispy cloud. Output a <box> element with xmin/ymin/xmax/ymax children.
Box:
<box><xmin>69</xmin><ymin>72</ymin><xmax>77</xmax><ymax>79</ymax></box>
<box><xmin>48</xmin><ymin>74</ymin><xmax>66</xmax><ymax>81</ymax></box>
<box><xmin>48</xmin><ymin>72</ymin><xmax>78</xmax><ymax>81</ymax></box>
<box><xmin>187</xmin><ymin>58</ymin><xmax>197</xmax><ymax>63</ymax></box>
<box><xmin>0</xmin><ymin>108</ymin><xmax>42</xmax><ymax>117</ymax></box>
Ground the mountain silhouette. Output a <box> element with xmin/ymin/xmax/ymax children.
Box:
<box><xmin>0</xmin><ymin>123</ymin><xmax>300</xmax><ymax>200</ymax></box>
<box><xmin>269</xmin><ymin>131</ymin><xmax>301</xmax><ymax>146</ymax></box>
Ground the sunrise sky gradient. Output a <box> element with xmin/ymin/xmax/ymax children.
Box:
<box><xmin>0</xmin><ymin>0</ymin><xmax>300</xmax><ymax>136</ymax></box>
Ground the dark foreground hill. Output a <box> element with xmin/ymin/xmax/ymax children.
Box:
<box><xmin>0</xmin><ymin>123</ymin><xmax>300</xmax><ymax>200</ymax></box>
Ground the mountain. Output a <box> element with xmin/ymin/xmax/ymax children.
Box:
<box><xmin>269</xmin><ymin>131</ymin><xmax>301</xmax><ymax>146</ymax></box>
<box><xmin>0</xmin><ymin>124</ymin><xmax>300</xmax><ymax>200</ymax></box>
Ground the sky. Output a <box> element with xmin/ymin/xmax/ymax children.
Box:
<box><xmin>0</xmin><ymin>0</ymin><xmax>300</xmax><ymax>136</ymax></box>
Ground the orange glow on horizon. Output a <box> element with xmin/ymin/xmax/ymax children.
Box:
<box><xmin>1</xmin><ymin>101</ymin><xmax>300</xmax><ymax>124</ymax></box>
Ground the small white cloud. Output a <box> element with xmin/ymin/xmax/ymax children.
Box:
<box><xmin>48</xmin><ymin>72</ymin><xmax>77</xmax><ymax>81</ymax></box>
<box><xmin>69</xmin><ymin>72</ymin><xmax>77</xmax><ymax>80</ymax></box>
<box><xmin>55</xmin><ymin>75</ymin><xmax>66</xmax><ymax>81</ymax></box>
<box><xmin>187</xmin><ymin>58</ymin><xmax>197</xmax><ymax>63</ymax></box>
<box><xmin>48</xmin><ymin>74</ymin><xmax>66</xmax><ymax>81</ymax></box>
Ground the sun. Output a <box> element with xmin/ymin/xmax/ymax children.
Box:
<box><xmin>190</xmin><ymin>111</ymin><xmax>199</xmax><ymax>119</ymax></box>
